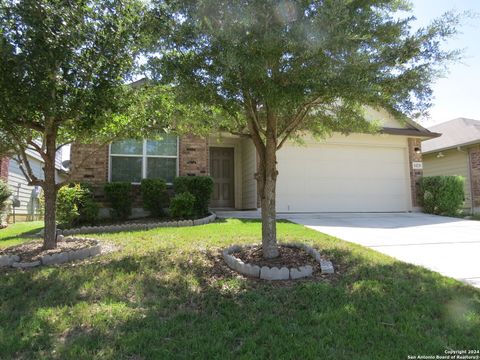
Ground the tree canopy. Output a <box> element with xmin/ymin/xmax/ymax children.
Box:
<box><xmin>146</xmin><ymin>0</ymin><xmax>461</xmax><ymax>258</ymax></box>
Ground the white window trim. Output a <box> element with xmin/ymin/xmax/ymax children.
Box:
<box><xmin>108</xmin><ymin>138</ymin><xmax>179</xmax><ymax>185</ymax></box>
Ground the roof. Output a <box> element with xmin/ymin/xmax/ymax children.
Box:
<box><xmin>421</xmin><ymin>118</ymin><xmax>480</xmax><ymax>154</ymax></box>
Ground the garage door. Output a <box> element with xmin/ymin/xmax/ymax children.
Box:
<box><xmin>276</xmin><ymin>140</ymin><xmax>410</xmax><ymax>212</ymax></box>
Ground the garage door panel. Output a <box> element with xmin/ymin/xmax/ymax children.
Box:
<box><xmin>276</xmin><ymin>142</ymin><xmax>409</xmax><ymax>212</ymax></box>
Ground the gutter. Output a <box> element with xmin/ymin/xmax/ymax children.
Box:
<box><xmin>381</xmin><ymin>127</ymin><xmax>441</xmax><ymax>138</ymax></box>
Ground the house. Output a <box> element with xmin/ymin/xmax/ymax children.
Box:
<box><xmin>70</xmin><ymin>108</ymin><xmax>438</xmax><ymax>215</ymax></box>
<box><xmin>0</xmin><ymin>150</ymin><xmax>66</xmax><ymax>223</ymax></box>
<box><xmin>422</xmin><ymin>118</ymin><xmax>480</xmax><ymax>214</ymax></box>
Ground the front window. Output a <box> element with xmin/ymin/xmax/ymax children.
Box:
<box><xmin>109</xmin><ymin>136</ymin><xmax>178</xmax><ymax>184</ymax></box>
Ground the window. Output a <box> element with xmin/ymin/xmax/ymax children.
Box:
<box><xmin>109</xmin><ymin>136</ymin><xmax>178</xmax><ymax>184</ymax></box>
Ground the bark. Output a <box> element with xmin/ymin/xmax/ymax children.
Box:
<box><xmin>42</xmin><ymin>128</ymin><xmax>58</xmax><ymax>250</ymax></box>
<box><xmin>259</xmin><ymin>138</ymin><xmax>279</xmax><ymax>258</ymax></box>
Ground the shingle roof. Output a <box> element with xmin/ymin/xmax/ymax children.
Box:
<box><xmin>421</xmin><ymin>118</ymin><xmax>480</xmax><ymax>153</ymax></box>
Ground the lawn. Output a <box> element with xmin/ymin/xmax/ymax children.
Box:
<box><xmin>0</xmin><ymin>221</ymin><xmax>43</xmax><ymax>249</ymax></box>
<box><xmin>0</xmin><ymin>219</ymin><xmax>479</xmax><ymax>359</ymax></box>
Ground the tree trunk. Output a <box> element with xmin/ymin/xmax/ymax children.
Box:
<box><xmin>258</xmin><ymin>115</ymin><xmax>279</xmax><ymax>259</ymax></box>
<box><xmin>42</xmin><ymin>130</ymin><xmax>58</xmax><ymax>250</ymax></box>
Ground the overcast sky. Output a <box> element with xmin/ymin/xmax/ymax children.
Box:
<box><xmin>410</xmin><ymin>0</ymin><xmax>480</xmax><ymax>127</ymax></box>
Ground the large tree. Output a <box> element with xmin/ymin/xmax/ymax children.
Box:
<box><xmin>0</xmin><ymin>0</ymin><xmax>145</xmax><ymax>249</ymax></box>
<box><xmin>147</xmin><ymin>0</ymin><xmax>460</xmax><ymax>258</ymax></box>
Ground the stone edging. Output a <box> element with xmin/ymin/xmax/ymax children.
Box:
<box><xmin>222</xmin><ymin>243</ymin><xmax>334</xmax><ymax>281</ymax></box>
<box><xmin>0</xmin><ymin>236</ymin><xmax>102</xmax><ymax>269</ymax></box>
<box><xmin>60</xmin><ymin>213</ymin><xmax>217</xmax><ymax>236</ymax></box>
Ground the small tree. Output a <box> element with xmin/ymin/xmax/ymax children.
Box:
<box><xmin>0</xmin><ymin>0</ymin><xmax>145</xmax><ymax>248</ymax></box>
<box><xmin>147</xmin><ymin>0</ymin><xmax>460</xmax><ymax>258</ymax></box>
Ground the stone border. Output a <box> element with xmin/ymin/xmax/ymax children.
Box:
<box><xmin>0</xmin><ymin>236</ymin><xmax>103</xmax><ymax>269</ymax></box>
<box><xmin>222</xmin><ymin>243</ymin><xmax>334</xmax><ymax>280</ymax></box>
<box><xmin>59</xmin><ymin>213</ymin><xmax>217</xmax><ymax>236</ymax></box>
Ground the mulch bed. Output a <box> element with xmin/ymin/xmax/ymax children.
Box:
<box><xmin>0</xmin><ymin>239</ymin><xmax>97</xmax><ymax>262</ymax></box>
<box><xmin>234</xmin><ymin>245</ymin><xmax>318</xmax><ymax>268</ymax></box>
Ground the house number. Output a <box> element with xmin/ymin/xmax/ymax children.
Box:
<box><xmin>412</xmin><ymin>162</ymin><xmax>423</xmax><ymax>170</ymax></box>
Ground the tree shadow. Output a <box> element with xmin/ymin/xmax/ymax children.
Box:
<box><xmin>0</xmin><ymin>243</ymin><xmax>479</xmax><ymax>359</ymax></box>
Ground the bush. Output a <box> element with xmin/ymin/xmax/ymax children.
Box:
<box><xmin>57</xmin><ymin>183</ymin><xmax>99</xmax><ymax>227</ymax></box>
<box><xmin>174</xmin><ymin>176</ymin><xmax>214</xmax><ymax>217</ymax></box>
<box><xmin>104</xmin><ymin>182</ymin><xmax>132</xmax><ymax>220</ymax></box>
<box><xmin>420</xmin><ymin>176</ymin><xmax>465</xmax><ymax>216</ymax></box>
<box><xmin>169</xmin><ymin>192</ymin><xmax>195</xmax><ymax>219</ymax></box>
<box><xmin>0</xmin><ymin>179</ymin><xmax>11</xmax><ymax>212</ymax></box>
<box><xmin>141</xmin><ymin>178</ymin><xmax>168</xmax><ymax>218</ymax></box>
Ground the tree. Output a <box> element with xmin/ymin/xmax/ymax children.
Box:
<box><xmin>147</xmin><ymin>0</ymin><xmax>460</xmax><ymax>258</ymax></box>
<box><xmin>0</xmin><ymin>0</ymin><xmax>145</xmax><ymax>249</ymax></box>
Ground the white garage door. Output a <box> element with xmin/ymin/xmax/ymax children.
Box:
<box><xmin>276</xmin><ymin>139</ymin><xmax>410</xmax><ymax>212</ymax></box>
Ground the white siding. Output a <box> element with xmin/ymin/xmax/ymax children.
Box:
<box><xmin>241</xmin><ymin>139</ymin><xmax>257</xmax><ymax>209</ymax></box>
<box><xmin>423</xmin><ymin>150</ymin><xmax>471</xmax><ymax>211</ymax></box>
<box><xmin>7</xmin><ymin>157</ymin><xmax>43</xmax><ymax>218</ymax></box>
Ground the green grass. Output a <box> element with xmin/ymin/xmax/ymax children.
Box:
<box><xmin>0</xmin><ymin>221</ymin><xmax>43</xmax><ymax>248</ymax></box>
<box><xmin>0</xmin><ymin>219</ymin><xmax>479</xmax><ymax>359</ymax></box>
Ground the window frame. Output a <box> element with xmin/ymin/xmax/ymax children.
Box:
<box><xmin>108</xmin><ymin>137</ymin><xmax>179</xmax><ymax>185</ymax></box>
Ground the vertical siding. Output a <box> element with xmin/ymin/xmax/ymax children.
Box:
<box><xmin>241</xmin><ymin>139</ymin><xmax>257</xmax><ymax>209</ymax></box>
<box><xmin>423</xmin><ymin>150</ymin><xmax>471</xmax><ymax>210</ymax></box>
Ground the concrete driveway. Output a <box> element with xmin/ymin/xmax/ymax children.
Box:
<box><xmin>287</xmin><ymin>213</ymin><xmax>480</xmax><ymax>288</ymax></box>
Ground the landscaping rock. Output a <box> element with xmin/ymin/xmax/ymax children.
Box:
<box><xmin>41</xmin><ymin>252</ymin><xmax>69</xmax><ymax>265</ymax></box>
<box><xmin>12</xmin><ymin>260</ymin><xmax>41</xmax><ymax>268</ymax></box>
<box><xmin>57</xmin><ymin>234</ymin><xmax>64</xmax><ymax>242</ymax></box>
<box><xmin>242</xmin><ymin>263</ymin><xmax>261</xmax><ymax>278</ymax></box>
<box><xmin>0</xmin><ymin>255</ymin><xmax>20</xmax><ymax>267</ymax></box>
<box><xmin>68</xmin><ymin>248</ymin><xmax>91</xmax><ymax>261</ymax></box>
<box><xmin>260</xmin><ymin>266</ymin><xmax>290</xmax><ymax>280</ymax></box>
<box><xmin>320</xmin><ymin>260</ymin><xmax>334</xmax><ymax>274</ymax></box>
<box><xmin>290</xmin><ymin>265</ymin><xmax>313</xmax><ymax>279</ymax></box>
<box><xmin>89</xmin><ymin>245</ymin><xmax>102</xmax><ymax>256</ymax></box>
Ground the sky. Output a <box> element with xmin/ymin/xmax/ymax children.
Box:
<box><xmin>410</xmin><ymin>0</ymin><xmax>480</xmax><ymax>127</ymax></box>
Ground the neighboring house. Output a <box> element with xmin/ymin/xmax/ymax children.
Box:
<box><xmin>70</xmin><ymin>108</ymin><xmax>438</xmax><ymax>215</ymax></box>
<box><xmin>0</xmin><ymin>150</ymin><xmax>66</xmax><ymax>223</ymax></box>
<box><xmin>422</xmin><ymin>118</ymin><xmax>480</xmax><ymax>214</ymax></box>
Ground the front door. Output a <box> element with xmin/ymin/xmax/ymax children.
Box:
<box><xmin>210</xmin><ymin>147</ymin><xmax>235</xmax><ymax>208</ymax></box>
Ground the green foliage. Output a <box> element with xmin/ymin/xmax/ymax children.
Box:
<box><xmin>174</xmin><ymin>176</ymin><xmax>214</xmax><ymax>217</ymax></box>
<box><xmin>147</xmin><ymin>0</ymin><xmax>461</xmax><ymax>137</ymax></box>
<box><xmin>56</xmin><ymin>184</ymin><xmax>99</xmax><ymax>227</ymax></box>
<box><xmin>141</xmin><ymin>178</ymin><xmax>168</xmax><ymax>218</ymax></box>
<box><xmin>421</xmin><ymin>176</ymin><xmax>465</xmax><ymax>216</ymax></box>
<box><xmin>0</xmin><ymin>179</ymin><xmax>11</xmax><ymax>212</ymax></box>
<box><xmin>104</xmin><ymin>182</ymin><xmax>133</xmax><ymax>220</ymax></box>
<box><xmin>169</xmin><ymin>192</ymin><xmax>195</xmax><ymax>219</ymax></box>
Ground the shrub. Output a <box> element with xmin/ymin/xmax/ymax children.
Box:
<box><xmin>174</xmin><ymin>176</ymin><xmax>214</xmax><ymax>217</ymax></box>
<box><xmin>104</xmin><ymin>182</ymin><xmax>132</xmax><ymax>220</ymax></box>
<box><xmin>169</xmin><ymin>192</ymin><xmax>195</xmax><ymax>219</ymax></box>
<box><xmin>141</xmin><ymin>178</ymin><xmax>168</xmax><ymax>218</ymax></box>
<box><xmin>57</xmin><ymin>183</ymin><xmax>99</xmax><ymax>227</ymax></box>
<box><xmin>0</xmin><ymin>179</ymin><xmax>11</xmax><ymax>212</ymax></box>
<box><xmin>420</xmin><ymin>176</ymin><xmax>465</xmax><ymax>216</ymax></box>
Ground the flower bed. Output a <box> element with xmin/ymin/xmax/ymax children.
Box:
<box><xmin>222</xmin><ymin>243</ymin><xmax>334</xmax><ymax>280</ymax></box>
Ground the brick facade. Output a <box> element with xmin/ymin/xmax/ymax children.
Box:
<box><xmin>469</xmin><ymin>145</ymin><xmax>480</xmax><ymax>210</ymax></box>
<box><xmin>70</xmin><ymin>144</ymin><xmax>109</xmax><ymax>183</ymax></box>
<box><xmin>0</xmin><ymin>157</ymin><xmax>9</xmax><ymax>182</ymax></box>
<box><xmin>407</xmin><ymin>138</ymin><xmax>423</xmax><ymax>209</ymax></box>
<box><xmin>179</xmin><ymin>135</ymin><xmax>209</xmax><ymax>176</ymax></box>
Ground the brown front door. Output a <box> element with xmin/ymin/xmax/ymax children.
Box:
<box><xmin>210</xmin><ymin>147</ymin><xmax>235</xmax><ymax>208</ymax></box>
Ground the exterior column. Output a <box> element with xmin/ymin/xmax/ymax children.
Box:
<box><xmin>179</xmin><ymin>135</ymin><xmax>209</xmax><ymax>176</ymax></box>
<box><xmin>408</xmin><ymin>138</ymin><xmax>423</xmax><ymax>210</ymax></box>
<box><xmin>469</xmin><ymin>145</ymin><xmax>480</xmax><ymax>214</ymax></box>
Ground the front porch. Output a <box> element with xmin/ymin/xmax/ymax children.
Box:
<box><xmin>208</xmin><ymin>135</ymin><xmax>258</xmax><ymax>211</ymax></box>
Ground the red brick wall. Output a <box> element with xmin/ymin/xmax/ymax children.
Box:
<box><xmin>0</xmin><ymin>157</ymin><xmax>9</xmax><ymax>182</ymax></box>
<box><xmin>179</xmin><ymin>135</ymin><xmax>209</xmax><ymax>176</ymax></box>
<box><xmin>469</xmin><ymin>145</ymin><xmax>480</xmax><ymax>210</ymax></box>
<box><xmin>408</xmin><ymin>138</ymin><xmax>423</xmax><ymax>208</ymax></box>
